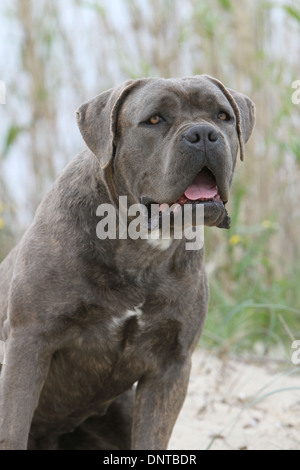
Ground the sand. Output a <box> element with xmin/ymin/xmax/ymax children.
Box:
<box><xmin>169</xmin><ymin>350</ymin><xmax>300</xmax><ymax>450</ymax></box>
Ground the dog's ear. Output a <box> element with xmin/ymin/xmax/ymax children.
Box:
<box><xmin>228</xmin><ymin>89</ymin><xmax>256</xmax><ymax>147</ymax></box>
<box><xmin>203</xmin><ymin>75</ymin><xmax>256</xmax><ymax>161</ymax></box>
<box><xmin>76</xmin><ymin>80</ymin><xmax>141</xmax><ymax>168</ymax></box>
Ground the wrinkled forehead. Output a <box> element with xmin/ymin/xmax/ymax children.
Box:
<box><xmin>123</xmin><ymin>77</ymin><xmax>231</xmax><ymax>117</ymax></box>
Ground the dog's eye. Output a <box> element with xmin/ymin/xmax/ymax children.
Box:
<box><xmin>148</xmin><ymin>115</ymin><xmax>163</xmax><ymax>125</ymax></box>
<box><xmin>218</xmin><ymin>111</ymin><xmax>230</xmax><ymax>121</ymax></box>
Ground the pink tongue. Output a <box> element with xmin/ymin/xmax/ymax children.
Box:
<box><xmin>184</xmin><ymin>168</ymin><xmax>218</xmax><ymax>201</ymax></box>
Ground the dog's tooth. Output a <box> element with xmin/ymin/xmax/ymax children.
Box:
<box><xmin>172</xmin><ymin>203</ymin><xmax>182</xmax><ymax>214</ymax></box>
<box><xmin>159</xmin><ymin>203</ymin><xmax>169</xmax><ymax>213</ymax></box>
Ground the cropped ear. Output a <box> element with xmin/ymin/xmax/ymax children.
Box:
<box><xmin>203</xmin><ymin>75</ymin><xmax>256</xmax><ymax>161</ymax></box>
<box><xmin>76</xmin><ymin>79</ymin><xmax>142</xmax><ymax>168</ymax></box>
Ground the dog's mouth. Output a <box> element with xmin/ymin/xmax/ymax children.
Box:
<box><xmin>176</xmin><ymin>167</ymin><xmax>223</xmax><ymax>206</ymax></box>
<box><xmin>141</xmin><ymin>167</ymin><xmax>225</xmax><ymax>209</ymax></box>
<box><xmin>140</xmin><ymin>167</ymin><xmax>230</xmax><ymax>230</ymax></box>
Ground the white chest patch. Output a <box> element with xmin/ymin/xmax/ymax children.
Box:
<box><xmin>111</xmin><ymin>303</ymin><xmax>144</xmax><ymax>329</ymax></box>
<box><xmin>125</xmin><ymin>304</ymin><xmax>143</xmax><ymax>318</ymax></box>
<box><xmin>147</xmin><ymin>229</ymin><xmax>173</xmax><ymax>251</ymax></box>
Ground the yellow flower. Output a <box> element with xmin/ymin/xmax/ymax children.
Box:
<box><xmin>262</xmin><ymin>219</ymin><xmax>272</xmax><ymax>229</ymax></box>
<box><xmin>229</xmin><ymin>234</ymin><xmax>241</xmax><ymax>246</ymax></box>
<box><xmin>0</xmin><ymin>217</ymin><xmax>4</xmax><ymax>230</ymax></box>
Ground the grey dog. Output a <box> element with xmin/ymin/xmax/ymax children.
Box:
<box><xmin>0</xmin><ymin>75</ymin><xmax>255</xmax><ymax>450</ymax></box>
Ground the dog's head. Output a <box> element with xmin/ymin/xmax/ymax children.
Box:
<box><xmin>76</xmin><ymin>76</ymin><xmax>255</xmax><ymax>229</ymax></box>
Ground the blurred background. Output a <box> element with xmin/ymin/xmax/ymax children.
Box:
<box><xmin>0</xmin><ymin>0</ymin><xmax>299</xmax><ymax>361</ymax></box>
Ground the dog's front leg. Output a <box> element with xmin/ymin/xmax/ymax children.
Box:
<box><xmin>131</xmin><ymin>359</ymin><xmax>191</xmax><ymax>450</ymax></box>
<box><xmin>0</xmin><ymin>329</ymin><xmax>51</xmax><ymax>450</ymax></box>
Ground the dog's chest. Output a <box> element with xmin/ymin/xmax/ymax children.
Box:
<box><xmin>35</xmin><ymin>300</ymin><xmax>183</xmax><ymax>423</ymax></box>
<box><xmin>67</xmin><ymin>300</ymin><xmax>181</xmax><ymax>374</ymax></box>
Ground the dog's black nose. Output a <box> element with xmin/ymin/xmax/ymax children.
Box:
<box><xmin>183</xmin><ymin>125</ymin><xmax>219</xmax><ymax>146</ymax></box>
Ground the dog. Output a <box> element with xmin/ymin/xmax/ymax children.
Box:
<box><xmin>0</xmin><ymin>75</ymin><xmax>255</xmax><ymax>450</ymax></box>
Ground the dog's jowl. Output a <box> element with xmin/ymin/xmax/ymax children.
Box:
<box><xmin>0</xmin><ymin>75</ymin><xmax>255</xmax><ymax>450</ymax></box>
